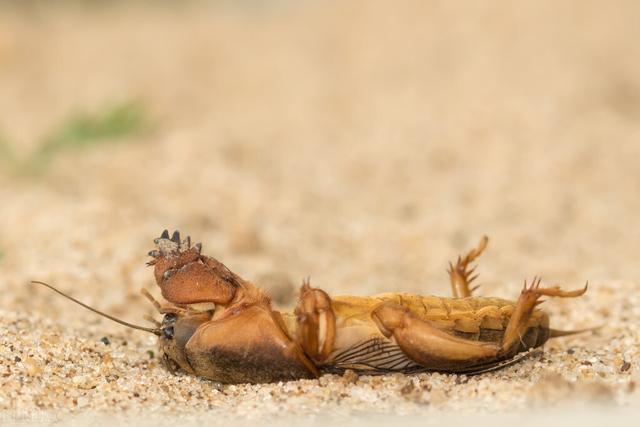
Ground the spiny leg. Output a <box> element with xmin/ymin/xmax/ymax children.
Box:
<box><xmin>500</xmin><ymin>277</ymin><xmax>588</xmax><ymax>355</ymax></box>
<box><xmin>371</xmin><ymin>278</ymin><xmax>587</xmax><ymax>371</ymax></box>
<box><xmin>294</xmin><ymin>279</ymin><xmax>336</xmax><ymax>364</ymax></box>
<box><xmin>448</xmin><ymin>235</ymin><xmax>488</xmax><ymax>298</ymax></box>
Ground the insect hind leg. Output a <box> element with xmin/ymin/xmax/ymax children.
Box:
<box><xmin>371</xmin><ymin>301</ymin><xmax>500</xmax><ymax>371</ymax></box>
<box><xmin>500</xmin><ymin>277</ymin><xmax>588</xmax><ymax>355</ymax></box>
<box><xmin>370</xmin><ymin>277</ymin><xmax>587</xmax><ymax>373</ymax></box>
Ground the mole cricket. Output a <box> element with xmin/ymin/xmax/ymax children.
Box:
<box><xmin>32</xmin><ymin>231</ymin><xmax>591</xmax><ymax>384</ymax></box>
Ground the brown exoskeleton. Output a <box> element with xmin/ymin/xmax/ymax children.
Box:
<box><xmin>33</xmin><ymin>231</ymin><xmax>591</xmax><ymax>384</ymax></box>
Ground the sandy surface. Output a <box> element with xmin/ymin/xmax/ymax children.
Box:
<box><xmin>0</xmin><ymin>1</ymin><xmax>639</xmax><ymax>425</ymax></box>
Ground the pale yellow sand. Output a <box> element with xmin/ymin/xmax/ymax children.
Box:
<box><xmin>0</xmin><ymin>1</ymin><xmax>639</xmax><ymax>425</ymax></box>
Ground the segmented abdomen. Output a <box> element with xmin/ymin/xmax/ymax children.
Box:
<box><xmin>332</xmin><ymin>293</ymin><xmax>550</xmax><ymax>347</ymax></box>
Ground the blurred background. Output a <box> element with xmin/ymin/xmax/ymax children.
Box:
<box><xmin>1</xmin><ymin>0</ymin><xmax>639</xmax><ymax>317</ymax></box>
<box><xmin>1</xmin><ymin>0</ymin><xmax>640</xmax><ymax>420</ymax></box>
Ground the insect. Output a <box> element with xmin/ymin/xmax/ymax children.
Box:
<box><xmin>32</xmin><ymin>231</ymin><xmax>591</xmax><ymax>384</ymax></box>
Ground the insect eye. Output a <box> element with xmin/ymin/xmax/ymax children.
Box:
<box><xmin>162</xmin><ymin>313</ymin><xmax>177</xmax><ymax>324</ymax></box>
<box><xmin>163</xmin><ymin>326</ymin><xmax>175</xmax><ymax>340</ymax></box>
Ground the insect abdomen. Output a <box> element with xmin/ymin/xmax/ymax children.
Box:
<box><xmin>373</xmin><ymin>293</ymin><xmax>551</xmax><ymax>349</ymax></box>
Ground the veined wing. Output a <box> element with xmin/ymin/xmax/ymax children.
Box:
<box><xmin>326</xmin><ymin>337</ymin><xmax>423</xmax><ymax>374</ymax></box>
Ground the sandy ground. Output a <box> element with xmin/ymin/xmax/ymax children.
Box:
<box><xmin>1</xmin><ymin>1</ymin><xmax>639</xmax><ymax>425</ymax></box>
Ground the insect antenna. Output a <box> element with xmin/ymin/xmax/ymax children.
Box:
<box><xmin>30</xmin><ymin>281</ymin><xmax>161</xmax><ymax>336</ymax></box>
